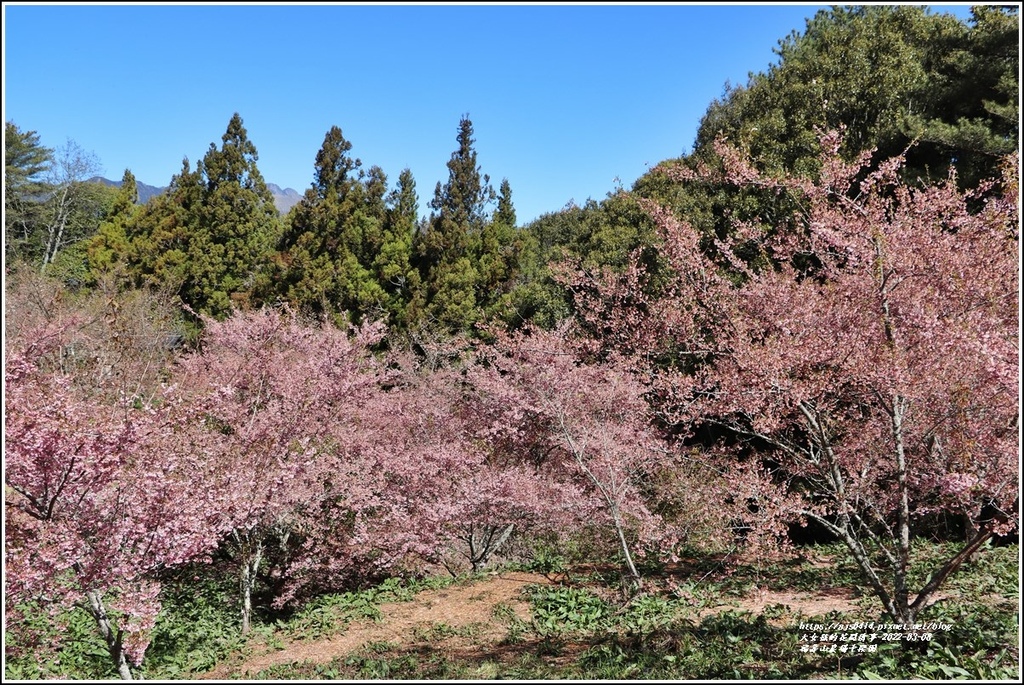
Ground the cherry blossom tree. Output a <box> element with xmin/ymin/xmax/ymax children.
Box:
<box><xmin>574</xmin><ymin>131</ymin><xmax>1019</xmax><ymax>624</ymax></box>
<box><xmin>467</xmin><ymin>323</ymin><xmax>685</xmax><ymax>592</ymax></box>
<box><xmin>279</xmin><ymin>352</ymin><xmax>582</xmax><ymax>601</ymax></box>
<box><xmin>5</xmin><ymin>316</ymin><xmax>220</xmax><ymax>679</ymax></box>
<box><xmin>273</xmin><ymin>397</ymin><xmax>436</xmax><ymax>602</ymax></box>
<box><xmin>168</xmin><ymin>307</ymin><xmax>386</xmax><ymax>634</ymax></box>
<box><xmin>398</xmin><ymin>361</ymin><xmax>581</xmax><ymax>575</ymax></box>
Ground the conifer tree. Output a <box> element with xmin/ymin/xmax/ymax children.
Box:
<box><xmin>341</xmin><ymin>164</ymin><xmax>390</xmax><ymax>323</ymax></box>
<box><xmin>273</xmin><ymin>125</ymin><xmax>360</xmax><ymax>320</ymax></box>
<box><xmin>273</xmin><ymin>126</ymin><xmax>399</xmax><ymax>325</ymax></box>
<box><xmin>196</xmin><ymin>113</ymin><xmax>279</xmax><ymax>313</ymax></box>
<box><xmin>692</xmin><ymin>5</ymin><xmax>1018</xmax><ymax>188</ymax></box>
<box><xmin>493</xmin><ymin>177</ymin><xmax>516</xmax><ymax>229</ymax></box>
<box><xmin>373</xmin><ymin>167</ymin><xmax>422</xmax><ymax>330</ymax></box>
<box><xmin>86</xmin><ymin>169</ymin><xmax>139</xmax><ymax>285</ymax></box>
<box><xmin>427</xmin><ymin>116</ymin><xmax>494</xmax><ymax>246</ymax></box>
<box><xmin>416</xmin><ymin>115</ymin><xmax>496</xmax><ymax>332</ymax></box>
<box><xmin>477</xmin><ymin>177</ymin><xmax>523</xmax><ymax>321</ymax></box>
<box><xmin>5</xmin><ymin>121</ymin><xmax>53</xmax><ymax>264</ymax></box>
<box><xmin>124</xmin><ymin>158</ymin><xmax>205</xmax><ymax>311</ymax></box>
<box><xmin>124</xmin><ymin>113</ymin><xmax>279</xmax><ymax>319</ymax></box>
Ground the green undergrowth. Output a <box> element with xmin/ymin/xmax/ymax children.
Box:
<box><xmin>242</xmin><ymin>542</ymin><xmax>1020</xmax><ymax>681</ymax></box>
<box><xmin>5</xmin><ymin>542</ymin><xmax>1018</xmax><ymax>680</ymax></box>
<box><xmin>3</xmin><ymin>568</ymin><xmax>467</xmax><ymax>680</ymax></box>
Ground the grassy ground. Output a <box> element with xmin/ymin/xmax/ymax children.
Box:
<box><xmin>5</xmin><ymin>541</ymin><xmax>1019</xmax><ymax>680</ymax></box>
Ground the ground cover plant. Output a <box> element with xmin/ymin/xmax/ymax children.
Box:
<box><xmin>6</xmin><ymin>540</ymin><xmax>1015</xmax><ymax>680</ymax></box>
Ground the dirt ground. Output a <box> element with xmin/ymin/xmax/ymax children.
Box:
<box><xmin>200</xmin><ymin>567</ymin><xmax>867</xmax><ymax>679</ymax></box>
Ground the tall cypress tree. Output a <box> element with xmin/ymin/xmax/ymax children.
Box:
<box><xmin>273</xmin><ymin>125</ymin><xmax>394</xmax><ymax>325</ymax></box>
<box><xmin>476</xmin><ymin>177</ymin><xmax>522</xmax><ymax>321</ymax></box>
<box><xmin>493</xmin><ymin>177</ymin><xmax>516</xmax><ymax>229</ymax></box>
<box><xmin>86</xmin><ymin>169</ymin><xmax>139</xmax><ymax>285</ymax></box>
<box><xmin>340</xmin><ymin>164</ymin><xmax>390</xmax><ymax>322</ymax></box>
<box><xmin>374</xmin><ymin>167</ymin><xmax>422</xmax><ymax>331</ymax></box>
<box><xmin>124</xmin><ymin>157</ymin><xmax>204</xmax><ymax>307</ymax></box>
<box><xmin>124</xmin><ymin>113</ymin><xmax>279</xmax><ymax>318</ymax></box>
<box><xmin>273</xmin><ymin>125</ymin><xmax>361</xmax><ymax>320</ymax></box>
<box><xmin>415</xmin><ymin>115</ymin><xmax>496</xmax><ymax>332</ymax></box>
<box><xmin>430</xmin><ymin>117</ymin><xmax>493</xmax><ymax>230</ymax></box>
<box><xmin>197</xmin><ymin>113</ymin><xmax>279</xmax><ymax>313</ymax></box>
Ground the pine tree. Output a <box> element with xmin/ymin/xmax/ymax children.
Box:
<box><xmin>692</xmin><ymin>5</ymin><xmax>1018</xmax><ymax>188</ymax></box>
<box><xmin>85</xmin><ymin>169</ymin><xmax>139</xmax><ymax>285</ymax></box>
<box><xmin>902</xmin><ymin>5</ymin><xmax>1019</xmax><ymax>187</ymax></box>
<box><xmin>415</xmin><ymin>115</ymin><xmax>496</xmax><ymax>332</ymax></box>
<box><xmin>429</xmin><ymin>117</ymin><xmax>494</xmax><ymax>232</ymax></box>
<box><xmin>124</xmin><ymin>114</ymin><xmax>279</xmax><ymax>318</ymax></box>
<box><xmin>5</xmin><ymin>121</ymin><xmax>53</xmax><ymax>264</ymax></box>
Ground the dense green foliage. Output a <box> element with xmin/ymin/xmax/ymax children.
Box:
<box><xmin>119</xmin><ymin>113</ymin><xmax>280</xmax><ymax>319</ymax></box>
<box><xmin>692</xmin><ymin>5</ymin><xmax>1018</xmax><ymax>186</ymax></box>
<box><xmin>4</xmin><ymin>121</ymin><xmax>52</xmax><ymax>262</ymax></box>
<box><xmin>4</xmin><ymin>122</ymin><xmax>118</xmax><ymax>276</ymax></box>
<box><xmin>270</xmin><ymin>126</ymin><xmax>392</xmax><ymax>326</ymax></box>
<box><xmin>615</xmin><ymin>4</ymin><xmax>1021</xmax><ymax>273</ymax></box>
<box><xmin>85</xmin><ymin>169</ymin><xmax>139</xmax><ymax>286</ymax></box>
<box><xmin>412</xmin><ymin>115</ymin><xmax>525</xmax><ymax>335</ymax></box>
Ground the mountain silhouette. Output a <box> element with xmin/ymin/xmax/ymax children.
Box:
<box><xmin>87</xmin><ymin>176</ymin><xmax>303</xmax><ymax>215</ymax></box>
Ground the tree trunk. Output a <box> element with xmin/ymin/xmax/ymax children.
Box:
<box><xmin>891</xmin><ymin>395</ymin><xmax>913</xmax><ymax>625</ymax></box>
<box><xmin>41</xmin><ymin>183</ymin><xmax>73</xmax><ymax>270</ymax></box>
<box><xmin>610</xmin><ymin>504</ymin><xmax>643</xmax><ymax>594</ymax></box>
<box><xmin>84</xmin><ymin>589</ymin><xmax>133</xmax><ymax>680</ymax></box>
<box><xmin>241</xmin><ymin>563</ymin><xmax>252</xmax><ymax>636</ymax></box>
<box><xmin>468</xmin><ymin>523</ymin><xmax>515</xmax><ymax>571</ymax></box>
<box><xmin>560</xmin><ymin>414</ymin><xmax>643</xmax><ymax>596</ymax></box>
<box><xmin>240</xmin><ymin>541</ymin><xmax>264</xmax><ymax>635</ymax></box>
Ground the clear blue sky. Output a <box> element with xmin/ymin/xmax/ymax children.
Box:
<box><xmin>3</xmin><ymin>2</ymin><xmax>977</xmax><ymax>225</ymax></box>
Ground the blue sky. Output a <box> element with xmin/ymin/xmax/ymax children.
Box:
<box><xmin>3</xmin><ymin>2</ymin><xmax>978</xmax><ymax>224</ymax></box>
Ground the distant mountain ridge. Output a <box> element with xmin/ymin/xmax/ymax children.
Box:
<box><xmin>87</xmin><ymin>176</ymin><xmax>304</xmax><ymax>215</ymax></box>
<box><xmin>265</xmin><ymin>183</ymin><xmax>303</xmax><ymax>214</ymax></box>
<box><xmin>87</xmin><ymin>176</ymin><xmax>167</xmax><ymax>205</ymax></box>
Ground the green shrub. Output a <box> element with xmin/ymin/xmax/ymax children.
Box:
<box><xmin>525</xmin><ymin>585</ymin><xmax>611</xmax><ymax>635</ymax></box>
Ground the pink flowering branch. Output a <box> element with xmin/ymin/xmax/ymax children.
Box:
<box><xmin>583</xmin><ymin>130</ymin><xmax>1018</xmax><ymax>623</ymax></box>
